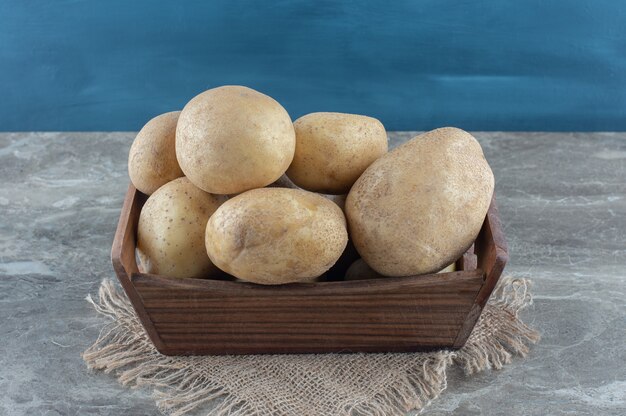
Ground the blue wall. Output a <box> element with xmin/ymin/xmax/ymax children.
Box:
<box><xmin>1</xmin><ymin>0</ymin><xmax>625</xmax><ymax>131</ymax></box>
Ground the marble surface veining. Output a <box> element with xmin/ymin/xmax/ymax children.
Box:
<box><xmin>0</xmin><ymin>132</ymin><xmax>624</xmax><ymax>416</ymax></box>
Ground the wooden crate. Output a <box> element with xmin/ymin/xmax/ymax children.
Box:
<box><xmin>112</xmin><ymin>184</ymin><xmax>507</xmax><ymax>355</ymax></box>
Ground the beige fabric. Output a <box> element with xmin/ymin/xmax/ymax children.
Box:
<box><xmin>83</xmin><ymin>277</ymin><xmax>539</xmax><ymax>416</ymax></box>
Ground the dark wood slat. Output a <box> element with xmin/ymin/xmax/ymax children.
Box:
<box><xmin>453</xmin><ymin>196</ymin><xmax>508</xmax><ymax>348</ymax></box>
<box><xmin>110</xmin><ymin>185</ymin><xmax>165</xmax><ymax>351</ymax></box>
<box><xmin>154</xmin><ymin>321</ymin><xmax>464</xmax><ymax>330</ymax></box>
<box><xmin>147</xmin><ymin>311</ymin><xmax>470</xmax><ymax>325</ymax></box>
<box><xmin>155</xmin><ymin>322</ymin><xmax>459</xmax><ymax>335</ymax></box>
<box><xmin>150</xmin><ymin>314</ymin><xmax>469</xmax><ymax>325</ymax></box>
<box><xmin>132</xmin><ymin>269</ymin><xmax>485</xmax><ymax>296</ymax></box>
<box><xmin>159</xmin><ymin>332</ymin><xmax>459</xmax><ymax>341</ymax></box>
<box><xmin>139</xmin><ymin>293</ymin><xmax>480</xmax><ymax>305</ymax></box>
<box><xmin>144</xmin><ymin>292</ymin><xmax>476</xmax><ymax>311</ymax></box>
<box><xmin>157</xmin><ymin>343</ymin><xmax>453</xmax><ymax>355</ymax></box>
<box><xmin>137</xmin><ymin>284</ymin><xmax>483</xmax><ymax>297</ymax></box>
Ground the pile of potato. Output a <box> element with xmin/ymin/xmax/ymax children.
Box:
<box><xmin>128</xmin><ymin>85</ymin><xmax>494</xmax><ymax>285</ymax></box>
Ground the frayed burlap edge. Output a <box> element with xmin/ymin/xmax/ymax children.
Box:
<box><xmin>82</xmin><ymin>277</ymin><xmax>539</xmax><ymax>416</ymax></box>
<box><xmin>453</xmin><ymin>278</ymin><xmax>540</xmax><ymax>375</ymax></box>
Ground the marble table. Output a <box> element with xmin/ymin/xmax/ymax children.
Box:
<box><xmin>0</xmin><ymin>132</ymin><xmax>624</xmax><ymax>415</ymax></box>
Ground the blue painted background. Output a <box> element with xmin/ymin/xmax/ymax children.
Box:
<box><xmin>1</xmin><ymin>0</ymin><xmax>625</xmax><ymax>131</ymax></box>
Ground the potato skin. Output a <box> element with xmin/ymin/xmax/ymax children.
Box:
<box><xmin>205</xmin><ymin>188</ymin><xmax>348</xmax><ymax>284</ymax></box>
<box><xmin>137</xmin><ymin>177</ymin><xmax>227</xmax><ymax>279</ymax></box>
<box><xmin>286</xmin><ymin>112</ymin><xmax>388</xmax><ymax>194</ymax></box>
<box><xmin>344</xmin><ymin>259</ymin><xmax>456</xmax><ymax>281</ymax></box>
<box><xmin>344</xmin><ymin>258</ymin><xmax>385</xmax><ymax>281</ymax></box>
<box><xmin>128</xmin><ymin>111</ymin><xmax>184</xmax><ymax>195</ymax></box>
<box><xmin>345</xmin><ymin>127</ymin><xmax>494</xmax><ymax>277</ymax></box>
<box><xmin>176</xmin><ymin>86</ymin><xmax>296</xmax><ymax>195</ymax></box>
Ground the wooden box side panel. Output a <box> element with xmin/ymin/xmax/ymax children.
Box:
<box><xmin>132</xmin><ymin>270</ymin><xmax>485</xmax><ymax>355</ymax></box>
<box><xmin>111</xmin><ymin>185</ymin><xmax>163</xmax><ymax>350</ymax></box>
<box><xmin>474</xmin><ymin>197</ymin><xmax>509</xmax><ymax>307</ymax></box>
<box><xmin>452</xmin><ymin>197</ymin><xmax>509</xmax><ymax>347</ymax></box>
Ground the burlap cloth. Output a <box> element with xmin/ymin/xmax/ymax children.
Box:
<box><xmin>82</xmin><ymin>276</ymin><xmax>539</xmax><ymax>416</ymax></box>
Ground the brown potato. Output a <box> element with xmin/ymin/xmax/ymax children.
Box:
<box><xmin>137</xmin><ymin>177</ymin><xmax>227</xmax><ymax>279</ymax></box>
<box><xmin>286</xmin><ymin>112</ymin><xmax>388</xmax><ymax>194</ymax></box>
<box><xmin>344</xmin><ymin>259</ymin><xmax>385</xmax><ymax>281</ymax></box>
<box><xmin>205</xmin><ymin>188</ymin><xmax>348</xmax><ymax>284</ymax></box>
<box><xmin>344</xmin><ymin>259</ymin><xmax>456</xmax><ymax>281</ymax></box>
<box><xmin>176</xmin><ymin>86</ymin><xmax>295</xmax><ymax>195</ymax></box>
<box><xmin>128</xmin><ymin>111</ymin><xmax>183</xmax><ymax>195</ymax></box>
<box><xmin>346</xmin><ymin>127</ymin><xmax>494</xmax><ymax>277</ymax></box>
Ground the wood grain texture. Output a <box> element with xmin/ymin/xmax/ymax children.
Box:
<box><xmin>112</xmin><ymin>184</ymin><xmax>507</xmax><ymax>355</ymax></box>
<box><xmin>453</xmin><ymin>198</ymin><xmax>509</xmax><ymax>348</ymax></box>
<box><xmin>110</xmin><ymin>186</ymin><xmax>164</xmax><ymax>350</ymax></box>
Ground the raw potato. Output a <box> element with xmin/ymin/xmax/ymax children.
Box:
<box><xmin>344</xmin><ymin>259</ymin><xmax>384</xmax><ymax>281</ymax></box>
<box><xmin>137</xmin><ymin>177</ymin><xmax>227</xmax><ymax>279</ymax></box>
<box><xmin>176</xmin><ymin>85</ymin><xmax>296</xmax><ymax>195</ymax></box>
<box><xmin>226</xmin><ymin>174</ymin><xmax>299</xmax><ymax>199</ymax></box>
<box><xmin>346</xmin><ymin>127</ymin><xmax>494</xmax><ymax>277</ymax></box>
<box><xmin>439</xmin><ymin>263</ymin><xmax>456</xmax><ymax>273</ymax></box>
<box><xmin>205</xmin><ymin>188</ymin><xmax>348</xmax><ymax>284</ymax></box>
<box><xmin>286</xmin><ymin>112</ymin><xmax>388</xmax><ymax>194</ymax></box>
<box><xmin>128</xmin><ymin>111</ymin><xmax>184</xmax><ymax>195</ymax></box>
<box><xmin>344</xmin><ymin>259</ymin><xmax>456</xmax><ymax>281</ymax></box>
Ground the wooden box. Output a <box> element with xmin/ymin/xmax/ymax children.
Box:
<box><xmin>112</xmin><ymin>184</ymin><xmax>508</xmax><ymax>355</ymax></box>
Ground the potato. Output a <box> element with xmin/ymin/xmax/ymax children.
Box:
<box><xmin>205</xmin><ymin>188</ymin><xmax>348</xmax><ymax>284</ymax></box>
<box><xmin>137</xmin><ymin>177</ymin><xmax>227</xmax><ymax>279</ymax></box>
<box><xmin>344</xmin><ymin>259</ymin><xmax>456</xmax><ymax>281</ymax></box>
<box><xmin>344</xmin><ymin>259</ymin><xmax>384</xmax><ymax>281</ymax></box>
<box><xmin>346</xmin><ymin>127</ymin><xmax>494</xmax><ymax>277</ymax></box>
<box><xmin>439</xmin><ymin>263</ymin><xmax>456</xmax><ymax>273</ymax></box>
<box><xmin>128</xmin><ymin>111</ymin><xmax>184</xmax><ymax>195</ymax></box>
<box><xmin>176</xmin><ymin>86</ymin><xmax>296</xmax><ymax>195</ymax></box>
<box><xmin>286</xmin><ymin>112</ymin><xmax>388</xmax><ymax>194</ymax></box>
